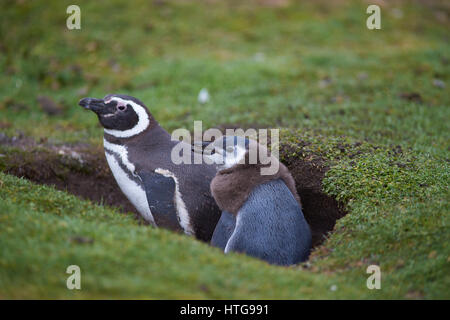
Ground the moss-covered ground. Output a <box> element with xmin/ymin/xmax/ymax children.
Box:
<box><xmin>0</xmin><ymin>0</ymin><xmax>448</xmax><ymax>299</ymax></box>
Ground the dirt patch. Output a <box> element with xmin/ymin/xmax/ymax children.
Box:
<box><xmin>0</xmin><ymin>133</ymin><xmax>141</xmax><ymax>220</ymax></box>
<box><xmin>1</xmin><ymin>133</ymin><xmax>346</xmax><ymax>246</ymax></box>
<box><xmin>280</xmin><ymin>144</ymin><xmax>347</xmax><ymax>247</ymax></box>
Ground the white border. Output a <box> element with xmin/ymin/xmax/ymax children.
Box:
<box><xmin>103</xmin><ymin>97</ymin><xmax>150</xmax><ymax>138</ymax></box>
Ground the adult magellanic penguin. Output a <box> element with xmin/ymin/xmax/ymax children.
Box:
<box><xmin>78</xmin><ymin>94</ymin><xmax>221</xmax><ymax>241</ymax></box>
<box><xmin>207</xmin><ymin>136</ymin><xmax>312</xmax><ymax>265</ymax></box>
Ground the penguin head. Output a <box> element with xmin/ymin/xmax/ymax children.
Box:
<box><xmin>79</xmin><ymin>94</ymin><xmax>153</xmax><ymax>138</ymax></box>
<box><xmin>206</xmin><ymin>136</ymin><xmax>250</xmax><ymax>170</ymax></box>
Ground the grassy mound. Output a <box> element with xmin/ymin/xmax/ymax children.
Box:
<box><xmin>0</xmin><ymin>172</ymin><xmax>356</xmax><ymax>299</ymax></box>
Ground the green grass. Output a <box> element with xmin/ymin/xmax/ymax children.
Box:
<box><xmin>0</xmin><ymin>172</ymin><xmax>363</xmax><ymax>299</ymax></box>
<box><xmin>0</xmin><ymin>0</ymin><xmax>449</xmax><ymax>298</ymax></box>
<box><xmin>281</xmin><ymin>130</ymin><xmax>449</xmax><ymax>299</ymax></box>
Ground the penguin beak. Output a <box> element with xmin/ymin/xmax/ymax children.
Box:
<box><xmin>78</xmin><ymin>97</ymin><xmax>105</xmax><ymax>112</ymax></box>
<box><xmin>192</xmin><ymin>141</ymin><xmax>213</xmax><ymax>155</ymax></box>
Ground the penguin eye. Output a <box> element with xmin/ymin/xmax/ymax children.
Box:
<box><xmin>117</xmin><ymin>104</ymin><xmax>127</xmax><ymax>112</ymax></box>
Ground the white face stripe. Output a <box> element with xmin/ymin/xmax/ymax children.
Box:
<box><xmin>207</xmin><ymin>145</ymin><xmax>247</xmax><ymax>170</ymax></box>
<box><xmin>223</xmin><ymin>145</ymin><xmax>247</xmax><ymax>169</ymax></box>
<box><xmin>155</xmin><ymin>168</ymin><xmax>195</xmax><ymax>236</ymax></box>
<box><xmin>103</xmin><ymin>97</ymin><xmax>150</xmax><ymax>138</ymax></box>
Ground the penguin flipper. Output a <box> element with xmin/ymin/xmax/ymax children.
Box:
<box><xmin>139</xmin><ymin>171</ymin><xmax>181</xmax><ymax>232</ymax></box>
<box><xmin>211</xmin><ymin>211</ymin><xmax>236</xmax><ymax>250</ymax></box>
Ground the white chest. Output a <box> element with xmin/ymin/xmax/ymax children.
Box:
<box><xmin>103</xmin><ymin>141</ymin><xmax>155</xmax><ymax>225</ymax></box>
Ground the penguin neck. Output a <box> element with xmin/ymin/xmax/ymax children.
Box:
<box><xmin>103</xmin><ymin>122</ymin><xmax>171</xmax><ymax>147</ymax></box>
<box><xmin>211</xmin><ymin>160</ymin><xmax>302</xmax><ymax>215</ymax></box>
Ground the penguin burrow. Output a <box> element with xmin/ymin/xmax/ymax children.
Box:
<box><xmin>206</xmin><ymin>136</ymin><xmax>312</xmax><ymax>265</ymax></box>
<box><xmin>79</xmin><ymin>94</ymin><xmax>221</xmax><ymax>241</ymax></box>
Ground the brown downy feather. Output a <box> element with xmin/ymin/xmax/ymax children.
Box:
<box><xmin>210</xmin><ymin>141</ymin><xmax>301</xmax><ymax>215</ymax></box>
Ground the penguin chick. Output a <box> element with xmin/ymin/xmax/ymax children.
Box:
<box><xmin>78</xmin><ymin>94</ymin><xmax>221</xmax><ymax>241</ymax></box>
<box><xmin>207</xmin><ymin>136</ymin><xmax>311</xmax><ymax>265</ymax></box>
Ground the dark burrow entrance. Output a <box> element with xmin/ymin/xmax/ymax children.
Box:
<box><xmin>0</xmin><ymin>134</ymin><xmax>346</xmax><ymax>247</ymax></box>
<box><xmin>280</xmin><ymin>148</ymin><xmax>347</xmax><ymax>247</ymax></box>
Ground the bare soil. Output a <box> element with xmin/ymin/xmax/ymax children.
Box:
<box><xmin>281</xmin><ymin>143</ymin><xmax>347</xmax><ymax>246</ymax></box>
<box><xmin>0</xmin><ymin>133</ymin><xmax>140</xmax><ymax>220</ymax></box>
